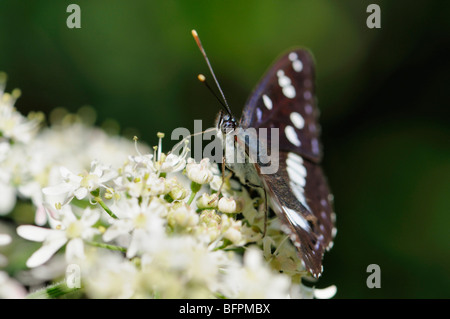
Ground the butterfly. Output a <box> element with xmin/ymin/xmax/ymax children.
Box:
<box><xmin>192</xmin><ymin>31</ymin><xmax>336</xmax><ymax>278</ymax></box>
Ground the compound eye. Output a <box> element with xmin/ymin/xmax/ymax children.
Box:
<box><xmin>221</xmin><ymin>120</ymin><xmax>236</xmax><ymax>135</ymax></box>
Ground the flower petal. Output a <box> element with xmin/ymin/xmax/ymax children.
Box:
<box><xmin>42</xmin><ymin>183</ymin><xmax>73</xmax><ymax>196</ymax></box>
<box><xmin>102</xmin><ymin>220</ymin><xmax>133</xmax><ymax>242</ymax></box>
<box><xmin>74</xmin><ymin>187</ymin><xmax>88</xmax><ymax>200</ymax></box>
<box><xmin>0</xmin><ymin>234</ymin><xmax>12</xmax><ymax>246</ymax></box>
<box><xmin>26</xmin><ymin>236</ymin><xmax>67</xmax><ymax>268</ymax></box>
<box><xmin>81</xmin><ymin>208</ymin><xmax>100</xmax><ymax>226</ymax></box>
<box><xmin>314</xmin><ymin>285</ymin><xmax>337</xmax><ymax>299</ymax></box>
<box><xmin>66</xmin><ymin>238</ymin><xmax>85</xmax><ymax>262</ymax></box>
<box><xmin>17</xmin><ymin>225</ymin><xmax>51</xmax><ymax>242</ymax></box>
<box><xmin>34</xmin><ymin>205</ymin><xmax>47</xmax><ymax>226</ymax></box>
<box><xmin>0</xmin><ymin>183</ymin><xmax>16</xmax><ymax>215</ymax></box>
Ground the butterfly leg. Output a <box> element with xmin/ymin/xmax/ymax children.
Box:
<box><xmin>263</xmin><ymin>187</ymin><xmax>268</xmax><ymax>237</ymax></box>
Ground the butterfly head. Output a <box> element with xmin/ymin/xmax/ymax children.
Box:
<box><xmin>217</xmin><ymin>110</ymin><xmax>237</xmax><ymax>135</ymax></box>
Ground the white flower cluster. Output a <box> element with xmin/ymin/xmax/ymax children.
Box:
<box><xmin>0</xmin><ymin>77</ymin><xmax>335</xmax><ymax>299</ymax></box>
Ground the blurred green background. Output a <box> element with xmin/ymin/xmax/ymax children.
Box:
<box><xmin>0</xmin><ymin>0</ymin><xmax>449</xmax><ymax>298</ymax></box>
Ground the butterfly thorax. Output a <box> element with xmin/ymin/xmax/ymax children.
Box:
<box><xmin>216</xmin><ymin>112</ymin><xmax>264</xmax><ymax>188</ymax></box>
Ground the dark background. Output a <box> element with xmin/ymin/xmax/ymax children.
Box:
<box><xmin>0</xmin><ymin>0</ymin><xmax>449</xmax><ymax>298</ymax></box>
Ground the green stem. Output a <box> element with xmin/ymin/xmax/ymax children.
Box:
<box><xmin>86</xmin><ymin>241</ymin><xmax>127</xmax><ymax>252</ymax></box>
<box><xmin>186</xmin><ymin>192</ymin><xmax>196</xmax><ymax>205</ymax></box>
<box><xmin>27</xmin><ymin>281</ymin><xmax>79</xmax><ymax>299</ymax></box>
<box><xmin>187</xmin><ymin>182</ymin><xmax>201</xmax><ymax>205</ymax></box>
<box><xmin>95</xmin><ymin>197</ymin><xmax>118</xmax><ymax>219</ymax></box>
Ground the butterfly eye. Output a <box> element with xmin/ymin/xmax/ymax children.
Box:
<box><xmin>220</xmin><ymin>118</ymin><xmax>236</xmax><ymax>135</ymax></box>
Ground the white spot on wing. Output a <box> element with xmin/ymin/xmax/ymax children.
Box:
<box><xmin>288</xmin><ymin>52</ymin><xmax>298</xmax><ymax>61</ymax></box>
<box><xmin>287</xmin><ymin>166</ymin><xmax>306</xmax><ymax>186</ymax></box>
<box><xmin>288</xmin><ymin>52</ymin><xmax>303</xmax><ymax>72</ymax></box>
<box><xmin>277</xmin><ymin>70</ymin><xmax>296</xmax><ymax>99</ymax></box>
<box><xmin>287</xmin><ymin>152</ymin><xmax>303</xmax><ymax>164</ymax></box>
<box><xmin>290</xmin><ymin>112</ymin><xmax>305</xmax><ymax>129</ymax></box>
<box><xmin>283</xmin><ymin>206</ymin><xmax>311</xmax><ymax>232</ymax></box>
<box><xmin>262</xmin><ymin>94</ymin><xmax>272</xmax><ymax>110</ymax></box>
<box><xmin>286</xmin><ymin>158</ymin><xmax>306</xmax><ymax>178</ymax></box>
<box><xmin>293</xmin><ymin>60</ymin><xmax>303</xmax><ymax>72</ymax></box>
<box><xmin>332</xmin><ymin>227</ymin><xmax>338</xmax><ymax>238</ymax></box>
<box><xmin>286</xmin><ymin>152</ymin><xmax>312</xmax><ymax>213</ymax></box>
<box><xmin>283</xmin><ymin>86</ymin><xmax>296</xmax><ymax>99</ymax></box>
<box><xmin>285</xmin><ymin>125</ymin><xmax>301</xmax><ymax>146</ymax></box>
<box><xmin>290</xmin><ymin>181</ymin><xmax>311</xmax><ymax>213</ymax></box>
<box><xmin>286</xmin><ymin>153</ymin><xmax>307</xmax><ymax>182</ymax></box>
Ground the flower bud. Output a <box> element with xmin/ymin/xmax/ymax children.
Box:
<box><xmin>186</xmin><ymin>158</ymin><xmax>214</xmax><ymax>185</ymax></box>
<box><xmin>169</xmin><ymin>185</ymin><xmax>188</xmax><ymax>200</ymax></box>
<box><xmin>169</xmin><ymin>204</ymin><xmax>199</xmax><ymax>228</ymax></box>
<box><xmin>224</xmin><ymin>226</ymin><xmax>243</xmax><ymax>245</ymax></box>
<box><xmin>218</xmin><ymin>197</ymin><xmax>242</xmax><ymax>214</ymax></box>
<box><xmin>196</xmin><ymin>193</ymin><xmax>218</xmax><ymax>209</ymax></box>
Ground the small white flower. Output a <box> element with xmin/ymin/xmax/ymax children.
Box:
<box><xmin>186</xmin><ymin>158</ymin><xmax>214</xmax><ymax>184</ymax></box>
<box><xmin>128</xmin><ymin>134</ymin><xmax>188</xmax><ymax>175</ymax></box>
<box><xmin>168</xmin><ymin>203</ymin><xmax>199</xmax><ymax>229</ymax></box>
<box><xmin>103</xmin><ymin>197</ymin><xmax>167</xmax><ymax>258</ymax></box>
<box><xmin>220</xmin><ymin>248</ymin><xmax>291</xmax><ymax>298</ymax></box>
<box><xmin>0</xmin><ymin>77</ymin><xmax>43</xmax><ymax>144</ymax></box>
<box><xmin>43</xmin><ymin>160</ymin><xmax>117</xmax><ymax>206</ymax></box>
<box><xmin>168</xmin><ymin>184</ymin><xmax>188</xmax><ymax>201</ymax></box>
<box><xmin>223</xmin><ymin>223</ymin><xmax>242</xmax><ymax>244</ymax></box>
<box><xmin>82</xmin><ymin>251</ymin><xmax>137</xmax><ymax>299</ymax></box>
<box><xmin>128</xmin><ymin>153</ymin><xmax>156</xmax><ymax>173</ymax></box>
<box><xmin>159</xmin><ymin>138</ymin><xmax>189</xmax><ymax>173</ymax></box>
<box><xmin>218</xmin><ymin>196</ymin><xmax>242</xmax><ymax>213</ymax></box>
<box><xmin>209</xmin><ymin>175</ymin><xmax>223</xmax><ymax>192</ymax></box>
<box><xmin>0</xmin><ymin>141</ymin><xmax>11</xmax><ymax>161</ymax></box>
<box><xmin>220</xmin><ymin>216</ymin><xmax>260</xmax><ymax>246</ymax></box>
<box><xmin>196</xmin><ymin>193</ymin><xmax>218</xmax><ymax>209</ymax></box>
<box><xmin>159</xmin><ymin>148</ymin><xmax>189</xmax><ymax>173</ymax></box>
<box><xmin>16</xmin><ymin>206</ymin><xmax>100</xmax><ymax>267</ymax></box>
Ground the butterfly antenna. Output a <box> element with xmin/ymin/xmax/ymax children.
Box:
<box><xmin>197</xmin><ymin>74</ymin><xmax>232</xmax><ymax>116</ymax></box>
<box><xmin>191</xmin><ymin>29</ymin><xmax>233</xmax><ymax>116</ymax></box>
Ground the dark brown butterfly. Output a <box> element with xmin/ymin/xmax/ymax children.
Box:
<box><xmin>193</xmin><ymin>31</ymin><xmax>336</xmax><ymax>278</ymax></box>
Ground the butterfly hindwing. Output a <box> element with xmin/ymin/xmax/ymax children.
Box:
<box><xmin>257</xmin><ymin>151</ymin><xmax>335</xmax><ymax>277</ymax></box>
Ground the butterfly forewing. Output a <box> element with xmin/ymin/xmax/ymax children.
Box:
<box><xmin>238</xmin><ymin>48</ymin><xmax>335</xmax><ymax>278</ymax></box>
<box><xmin>240</xmin><ymin>49</ymin><xmax>322</xmax><ymax>162</ymax></box>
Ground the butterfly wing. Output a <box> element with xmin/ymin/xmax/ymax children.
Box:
<box><xmin>240</xmin><ymin>49</ymin><xmax>322</xmax><ymax>163</ymax></box>
<box><xmin>256</xmin><ymin>151</ymin><xmax>335</xmax><ymax>277</ymax></box>
<box><xmin>240</xmin><ymin>49</ymin><xmax>335</xmax><ymax>277</ymax></box>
